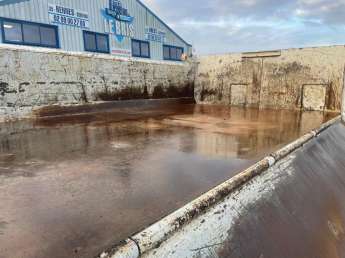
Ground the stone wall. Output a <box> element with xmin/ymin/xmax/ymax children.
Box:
<box><xmin>195</xmin><ymin>45</ymin><xmax>345</xmax><ymax>111</ymax></box>
<box><xmin>0</xmin><ymin>45</ymin><xmax>195</xmax><ymax>121</ymax></box>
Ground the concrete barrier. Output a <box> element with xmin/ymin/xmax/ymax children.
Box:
<box><xmin>99</xmin><ymin>115</ymin><xmax>341</xmax><ymax>258</ymax></box>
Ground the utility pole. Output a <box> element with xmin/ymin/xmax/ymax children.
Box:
<box><xmin>342</xmin><ymin>65</ymin><xmax>345</xmax><ymax>122</ymax></box>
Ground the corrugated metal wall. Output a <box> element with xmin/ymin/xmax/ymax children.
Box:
<box><xmin>0</xmin><ymin>0</ymin><xmax>192</xmax><ymax>60</ymax></box>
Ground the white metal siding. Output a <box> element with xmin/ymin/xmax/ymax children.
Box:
<box><xmin>0</xmin><ymin>0</ymin><xmax>192</xmax><ymax>60</ymax></box>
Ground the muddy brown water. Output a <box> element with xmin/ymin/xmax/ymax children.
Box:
<box><xmin>0</xmin><ymin>104</ymin><xmax>338</xmax><ymax>258</ymax></box>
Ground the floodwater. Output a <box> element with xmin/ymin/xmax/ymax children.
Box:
<box><xmin>0</xmin><ymin>104</ymin><xmax>338</xmax><ymax>258</ymax></box>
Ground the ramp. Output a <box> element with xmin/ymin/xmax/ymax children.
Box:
<box><xmin>105</xmin><ymin>117</ymin><xmax>345</xmax><ymax>258</ymax></box>
<box><xmin>218</xmin><ymin>120</ymin><xmax>345</xmax><ymax>258</ymax></box>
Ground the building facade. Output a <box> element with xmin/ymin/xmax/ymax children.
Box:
<box><xmin>0</xmin><ymin>0</ymin><xmax>192</xmax><ymax>61</ymax></box>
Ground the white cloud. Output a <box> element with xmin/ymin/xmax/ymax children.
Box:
<box><xmin>141</xmin><ymin>0</ymin><xmax>345</xmax><ymax>54</ymax></box>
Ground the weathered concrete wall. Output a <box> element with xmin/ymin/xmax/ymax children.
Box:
<box><xmin>2</xmin><ymin>44</ymin><xmax>344</xmax><ymax>122</ymax></box>
<box><xmin>195</xmin><ymin>45</ymin><xmax>345</xmax><ymax>111</ymax></box>
<box><xmin>0</xmin><ymin>45</ymin><xmax>195</xmax><ymax>121</ymax></box>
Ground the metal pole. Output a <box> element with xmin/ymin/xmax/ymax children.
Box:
<box><xmin>342</xmin><ymin>65</ymin><xmax>345</xmax><ymax>122</ymax></box>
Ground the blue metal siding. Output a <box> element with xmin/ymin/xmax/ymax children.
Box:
<box><xmin>0</xmin><ymin>0</ymin><xmax>192</xmax><ymax>60</ymax></box>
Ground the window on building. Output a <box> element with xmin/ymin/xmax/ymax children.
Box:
<box><xmin>170</xmin><ymin>47</ymin><xmax>177</xmax><ymax>60</ymax></box>
<box><xmin>1</xmin><ymin>18</ymin><xmax>59</xmax><ymax>48</ymax></box>
<box><xmin>83</xmin><ymin>31</ymin><xmax>109</xmax><ymax>53</ymax></box>
<box><xmin>163</xmin><ymin>45</ymin><xmax>184</xmax><ymax>61</ymax></box>
<box><xmin>40</xmin><ymin>26</ymin><xmax>58</xmax><ymax>47</ymax></box>
<box><xmin>132</xmin><ymin>40</ymin><xmax>141</xmax><ymax>57</ymax></box>
<box><xmin>22</xmin><ymin>23</ymin><xmax>40</xmax><ymax>44</ymax></box>
<box><xmin>163</xmin><ymin>45</ymin><xmax>170</xmax><ymax>60</ymax></box>
<box><xmin>132</xmin><ymin>39</ymin><xmax>150</xmax><ymax>58</ymax></box>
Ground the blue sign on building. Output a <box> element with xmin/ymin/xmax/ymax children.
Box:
<box><xmin>106</xmin><ymin>0</ymin><xmax>133</xmax><ymax>23</ymax></box>
<box><xmin>102</xmin><ymin>0</ymin><xmax>134</xmax><ymax>42</ymax></box>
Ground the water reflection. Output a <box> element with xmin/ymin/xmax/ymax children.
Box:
<box><xmin>0</xmin><ymin>105</ymin><xmax>337</xmax><ymax>166</ymax></box>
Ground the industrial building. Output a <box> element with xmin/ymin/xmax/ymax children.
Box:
<box><xmin>0</xmin><ymin>0</ymin><xmax>192</xmax><ymax>60</ymax></box>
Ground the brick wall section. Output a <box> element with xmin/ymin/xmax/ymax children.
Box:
<box><xmin>0</xmin><ymin>45</ymin><xmax>195</xmax><ymax>121</ymax></box>
<box><xmin>195</xmin><ymin>45</ymin><xmax>345</xmax><ymax>111</ymax></box>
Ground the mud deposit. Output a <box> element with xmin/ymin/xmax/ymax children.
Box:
<box><xmin>0</xmin><ymin>104</ymin><xmax>338</xmax><ymax>258</ymax></box>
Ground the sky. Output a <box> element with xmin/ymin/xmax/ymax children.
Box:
<box><xmin>141</xmin><ymin>0</ymin><xmax>345</xmax><ymax>55</ymax></box>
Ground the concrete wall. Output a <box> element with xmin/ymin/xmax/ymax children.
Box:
<box><xmin>195</xmin><ymin>45</ymin><xmax>345</xmax><ymax>111</ymax></box>
<box><xmin>2</xmin><ymin>44</ymin><xmax>345</xmax><ymax>122</ymax></box>
<box><xmin>0</xmin><ymin>44</ymin><xmax>195</xmax><ymax>121</ymax></box>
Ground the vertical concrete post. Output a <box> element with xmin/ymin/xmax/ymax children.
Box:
<box><xmin>342</xmin><ymin>65</ymin><xmax>345</xmax><ymax>122</ymax></box>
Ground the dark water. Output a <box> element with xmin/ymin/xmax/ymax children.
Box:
<box><xmin>0</xmin><ymin>104</ymin><xmax>338</xmax><ymax>258</ymax></box>
<box><xmin>219</xmin><ymin>122</ymin><xmax>345</xmax><ymax>258</ymax></box>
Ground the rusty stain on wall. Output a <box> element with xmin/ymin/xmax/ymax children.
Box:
<box><xmin>195</xmin><ymin>45</ymin><xmax>345</xmax><ymax>111</ymax></box>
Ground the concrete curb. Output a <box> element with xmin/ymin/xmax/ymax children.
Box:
<box><xmin>100</xmin><ymin>240</ymin><xmax>139</xmax><ymax>258</ymax></box>
<box><xmin>100</xmin><ymin>115</ymin><xmax>341</xmax><ymax>258</ymax></box>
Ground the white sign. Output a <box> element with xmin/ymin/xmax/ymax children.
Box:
<box><xmin>145</xmin><ymin>27</ymin><xmax>166</xmax><ymax>43</ymax></box>
<box><xmin>48</xmin><ymin>4</ymin><xmax>89</xmax><ymax>29</ymax></box>
<box><xmin>111</xmin><ymin>48</ymin><xmax>132</xmax><ymax>57</ymax></box>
